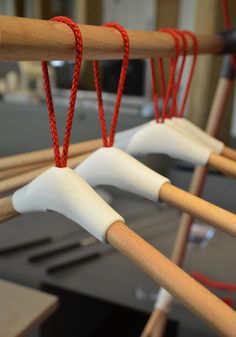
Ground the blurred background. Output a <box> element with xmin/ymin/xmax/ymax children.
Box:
<box><xmin>0</xmin><ymin>0</ymin><xmax>236</xmax><ymax>155</ymax></box>
<box><xmin>0</xmin><ymin>1</ymin><xmax>236</xmax><ymax>337</ymax></box>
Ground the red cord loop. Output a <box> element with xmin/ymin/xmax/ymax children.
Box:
<box><xmin>150</xmin><ymin>28</ymin><xmax>180</xmax><ymax>123</ymax></box>
<box><xmin>169</xmin><ymin>29</ymin><xmax>188</xmax><ymax>118</ymax></box>
<box><xmin>178</xmin><ymin>30</ymin><xmax>198</xmax><ymax>118</ymax></box>
<box><xmin>93</xmin><ymin>23</ymin><xmax>130</xmax><ymax>147</ymax></box>
<box><xmin>41</xmin><ymin>16</ymin><xmax>83</xmax><ymax>167</ymax></box>
<box><xmin>150</xmin><ymin>28</ymin><xmax>198</xmax><ymax>121</ymax></box>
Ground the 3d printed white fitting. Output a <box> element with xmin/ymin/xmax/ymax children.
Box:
<box><xmin>115</xmin><ymin>123</ymin><xmax>147</xmax><ymax>150</ymax></box>
<box><xmin>126</xmin><ymin>121</ymin><xmax>212</xmax><ymax>166</ymax></box>
<box><xmin>12</xmin><ymin>167</ymin><xmax>124</xmax><ymax>241</ymax></box>
<box><xmin>75</xmin><ymin>147</ymin><xmax>169</xmax><ymax>202</ymax></box>
<box><xmin>154</xmin><ymin>287</ymin><xmax>173</xmax><ymax>313</ymax></box>
<box><xmin>171</xmin><ymin>118</ymin><xmax>224</xmax><ymax>154</ymax></box>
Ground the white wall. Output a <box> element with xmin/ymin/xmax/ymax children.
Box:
<box><xmin>102</xmin><ymin>0</ymin><xmax>156</xmax><ymax>30</ymax></box>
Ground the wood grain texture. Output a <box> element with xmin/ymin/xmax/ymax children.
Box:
<box><xmin>159</xmin><ymin>182</ymin><xmax>236</xmax><ymax>237</ymax></box>
<box><xmin>0</xmin><ymin>279</ymin><xmax>58</xmax><ymax>337</ymax></box>
<box><xmin>0</xmin><ymin>153</ymin><xmax>90</xmax><ymax>195</ymax></box>
<box><xmin>142</xmin><ymin>78</ymin><xmax>235</xmax><ymax>337</ymax></box>
<box><xmin>222</xmin><ymin>146</ymin><xmax>236</xmax><ymax>161</ymax></box>
<box><xmin>107</xmin><ymin>221</ymin><xmax>236</xmax><ymax>337</ymax></box>
<box><xmin>0</xmin><ymin>162</ymin><xmax>48</xmax><ymax>180</ymax></box>
<box><xmin>0</xmin><ymin>16</ymin><xmax>224</xmax><ymax>61</ymax></box>
<box><xmin>0</xmin><ymin>195</ymin><xmax>19</xmax><ymax>223</ymax></box>
<box><xmin>140</xmin><ymin>309</ymin><xmax>168</xmax><ymax>337</ymax></box>
<box><xmin>208</xmin><ymin>153</ymin><xmax>236</xmax><ymax>178</ymax></box>
<box><xmin>0</xmin><ymin>138</ymin><xmax>102</xmax><ymax>170</ymax></box>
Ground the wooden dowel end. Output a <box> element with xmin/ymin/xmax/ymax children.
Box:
<box><xmin>159</xmin><ymin>183</ymin><xmax>236</xmax><ymax>237</ymax></box>
<box><xmin>222</xmin><ymin>146</ymin><xmax>236</xmax><ymax>162</ymax></box>
<box><xmin>0</xmin><ymin>195</ymin><xmax>20</xmax><ymax>223</ymax></box>
<box><xmin>107</xmin><ymin>221</ymin><xmax>236</xmax><ymax>337</ymax></box>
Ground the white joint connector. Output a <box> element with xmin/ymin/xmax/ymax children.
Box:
<box><xmin>75</xmin><ymin>147</ymin><xmax>169</xmax><ymax>202</ymax></box>
<box><xmin>154</xmin><ymin>288</ymin><xmax>173</xmax><ymax>313</ymax></box>
<box><xmin>12</xmin><ymin>167</ymin><xmax>124</xmax><ymax>241</ymax></box>
<box><xmin>171</xmin><ymin>118</ymin><xmax>224</xmax><ymax>154</ymax></box>
<box><xmin>126</xmin><ymin>121</ymin><xmax>211</xmax><ymax>166</ymax></box>
<box><xmin>115</xmin><ymin>123</ymin><xmax>147</xmax><ymax>150</ymax></box>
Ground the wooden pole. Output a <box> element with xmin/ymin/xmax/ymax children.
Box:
<box><xmin>0</xmin><ymin>138</ymin><xmax>102</xmax><ymax>171</ymax></box>
<box><xmin>107</xmin><ymin>221</ymin><xmax>236</xmax><ymax>337</ymax></box>
<box><xmin>159</xmin><ymin>182</ymin><xmax>236</xmax><ymax>237</ymax></box>
<box><xmin>0</xmin><ymin>153</ymin><xmax>90</xmax><ymax>194</ymax></box>
<box><xmin>0</xmin><ymin>16</ymin><xmax>225</xmax><ymax>61</ymax></box>
<box><xmin>141</xmin><ymin>77</ymin><xmax>235</xmax><ymax>336</ymax></box>
<box><xmin>1</xmin><ymin>176</ymin><xmax>236</xmax><ymax>237</ymax></box>
<box><xmin>0</xmin><ymin>161</ymin><xmax>49</xmax><ymax>180</ymax></box>
<box><xmin>0</xmin><ymin>195</ymin><xmax>19</xmax><ymax>223</ymax></box>
<box><xmin>208</xmin><ymin>153</ymin><xmax>236</xmax><ymax>178</ymax></box>
<box><xmin>222</xmin><ymin>146</ymin><xmax>236</xmax><ymax>161</ymax></box>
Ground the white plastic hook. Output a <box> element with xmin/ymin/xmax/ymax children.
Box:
<box><xmin>75</xmin><ymin>147</ymin><xmax>169</xmax><ymax>202</ymax></box>
<box><xmin>12</xmin><ymin>167</ymin><xmax>124</xmax><ymax>241</ymax></box>
<box><xmin>125</xmin><ymin>120</ymin><xmax>212</xmax><ymax>166</ymax></box>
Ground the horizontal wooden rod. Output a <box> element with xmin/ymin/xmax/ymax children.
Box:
<box><xmin>0</xmin><ymin>153</ymin><xmax>90</xmax><ymax>195</ymax></box>
<box><xmin>0</xmin><ymin>138</ymin><xmax>102</xmax><ymax>171</ymax></box>
<box><xmin>0</xmin><ymin>162</ymin><xmax>48</xmax><ymax>180</ymax></box>
<box><xmin>0</xmin><ymin>16</ymin><xmax>225</xmax><ymax>61</ymax></box>
<box><xmin>107</xmin><ymin>221</ymin><xmax>236</xmax><ymax>337</ymax></box>
<box><xmin>0</xmin><ymin>175</ymin><xmax>236</xmax><ymax>239</ymax></box>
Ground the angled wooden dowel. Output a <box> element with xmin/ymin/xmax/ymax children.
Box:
<box><xmin>141</xmin><ymin>64</ymin><xmax>236</xmax><ymax>337</ymax></box>
<box><xmin>222</xmin><ymin>145</ymin><xmax>236</xmax><ymax>161</ymax></box>
<box><xmin>159</xmin><ymin>182</ymin><xmax>236</xmax><ymax>236</ymax></box>
<box><xmin>0</xmin><ymin>138</ymin><xmax>102</xmax><ymax>171</ymax></box>
<box><xmin>0</xmin><ymin>195</ymin><xmax>19</xmax><ymax>223</ymax></box>
<box><xmin>0</xmin><ymin>152</ymin><xmax>91</xmax><ymax>195</ymax></box>
<box><xmin>0</xmin><ymin>161</ymin><xmax>48</xmax><ymax>180</ymax></box>
<box><xmin>107</xmin><ymin>221</ymin><xmax>236</xmax><ymax>337</ymax></box>
<box><xmin>208</xmin><ymin>153</ymin><xmax>236</xmax><ymax>178</ymax></box>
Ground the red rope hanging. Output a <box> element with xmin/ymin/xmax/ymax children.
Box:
<box><xmin>93</xmin><ymin>23</ymin><xmax>130</xmax><ymax>147</ymax></box>
<box><xmin>178</xmin><ymin>30</ymin><xmax>198</xmax><ymax>118</ymax></box>
<box><xmin>168</xmin><ymin>29</ymin><xmax>188</xmax><ymax>118</ymax></box>
<box><xmin>150</xmin><ymin>28</ymin><xmax>180</xmax><ymax>122</ymax></box>
<box><xmin>41</xmin><ymin>16</ymin><xmax>83</xmax><ymax>168</ymax></box>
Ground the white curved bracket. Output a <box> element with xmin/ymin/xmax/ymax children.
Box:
<box><xmin>171</xmin><ymin>118</ymin><xmax>224</xmax><ymax>154</ymax></box>
<box><xmin>75</xmin><ymin>147</ymin><xmax>169</xmax><ymax>202</ymax></box>
<box><xmin>126</xmin><ymin>121</ymin><xmax>211</xmax><ymax>166</ymax></box>
<box><xmin>12</xmin><ymin>167</ymin><xmax>124</xmax><ymax>241</ymax></box>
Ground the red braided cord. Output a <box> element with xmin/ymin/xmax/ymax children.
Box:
<box><xmin>179</xmin><ymin>31</ymin><xmax>198</xmax><ymax>118</ymax></box>
<box><xmin>41</xmin><ymin>16</ymin><xmax>83</xmax><ymax>167</ymax></box>
<box><xmin>158</xmin><ymin>58</ymin><xmax>166</xmax><ymax>101</ymax></box>
<box><xmin>159</xmin><ymin>28</ymin><xmax>180</xmax><ymax>122</ymax></box>
<box><xmin>150</xmin><ymin>58</ymin><xmax>159</xmax><ymax>121</ymax></box>
<box><xmin>93</xmin><ymin>23</ymin><xmax>130</xmax><ymax>147</ymax></box>
<box><xmin>168</xmin><ymin>29</ymin><xmax>188</xmax><ymax>118</ymax></box>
